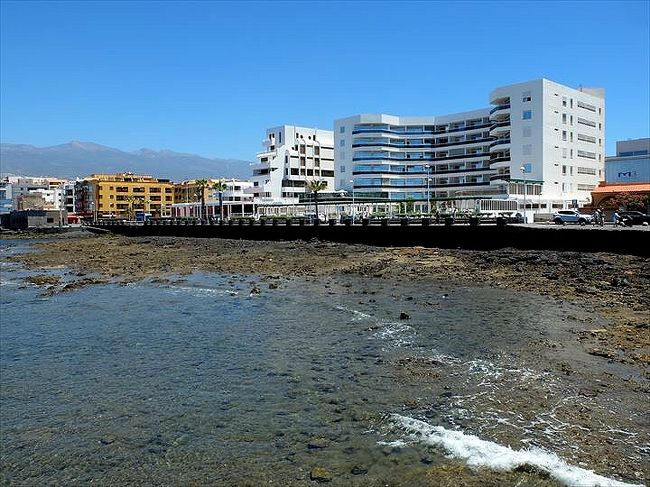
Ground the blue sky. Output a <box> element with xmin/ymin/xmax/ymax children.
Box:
<box><xmin>1</xmin><ymin>0</ymin><xmax>648</xmax><ymax>160</ymax></box>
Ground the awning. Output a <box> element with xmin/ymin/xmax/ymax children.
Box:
<box><xmin>591</xmin><ymin>183</ymin><xmax>650</xmax><ymax>194</ymax></box>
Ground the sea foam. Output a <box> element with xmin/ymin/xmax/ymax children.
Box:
<box><xmin>390</xmin><ymin>414</ymin><xmax>643</xmax><ymax>487</ymax></box>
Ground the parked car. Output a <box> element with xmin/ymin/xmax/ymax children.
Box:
<box><xmin>618</xmin><ymin>211</ymin><xmax>650</xmax><ymax>226</ymax></box>
<box><xmin>553</xmin><ymin>209</ymin><xmax>593</xmax><ymax>225</ymax></box>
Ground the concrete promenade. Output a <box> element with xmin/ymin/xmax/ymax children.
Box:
<box><xmin>89</xmin><ymin>220</ymin><xmax>650</xmax><ymax>257</ymax></box>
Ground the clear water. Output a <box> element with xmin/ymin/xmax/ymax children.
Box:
<box><xmin>0</xmin><ymin>239</ymin><xmax>644</xmax><ymax>486</ymax></box>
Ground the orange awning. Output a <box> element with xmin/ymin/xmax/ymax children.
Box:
<box><xmin>591</xmin><ymin>183</ymin><xmax>650</xmax><ymax>194</ymax></box>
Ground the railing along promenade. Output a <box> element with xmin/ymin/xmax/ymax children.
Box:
<box><xmin>86</xmin><ymin>218</ymin><xmax>650</xmax><ymax>257</ymax></box>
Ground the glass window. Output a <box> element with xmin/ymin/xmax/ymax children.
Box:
<box><xmin>523</xmin><ymin>110</ymin><xmax>532</xmax><ymax>120</ymax></box>
<box><xmin>339</xmin><ymin>139</ymin><xmax>345</xmax><ymax>147</ymax></box>
<box><xmin>339</xmin><ymin>126</ymin><xmax>345</xmax><ymax>133</ymax></box>
<box><xmin>340</xmin><ymin>165</ymin><xmax>346</xmax><ymax>173</ymax></box>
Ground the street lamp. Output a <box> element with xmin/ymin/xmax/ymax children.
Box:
<box><xmin>520</xmin><ymin>164</ymin><xmax>527</xmax><ymax>224</ymax></box>
<box><xmin>424</xmin><ymin>164</ymin><xmax>431</xmax><ymax>214</ymax></box>
<box><xmin>349</xmin><ymin>179</ymin><xmax>355</xmax><ymax>222</ymax></box>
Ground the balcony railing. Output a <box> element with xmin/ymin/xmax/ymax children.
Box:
<box><xmin>489</xmin><ymin>156</ymin><xmax>511</xmax><ymax>163</ymax></box>
<box><xmin>352</xmin><ymin>136</ymin><xmax>493</xmax><ymax>150</ymax></box>
<box><xmin>489</xmin><ymin>104</ymin><xmax>511</xmax><ymax>114</ymax></box>
<box><xmin>490</xmin><ymin>174</ymin><xmax>511</xmax><ymax>181</ymax></box>
<box><xmin>489</xmin><ymin>138</ymin><xmax>511</xmax><ymax>148</ymax></box>
<box><xmin>351</xmin><ymin>122</ymin><xmax>492</xmax><ymax>137</ymax></box>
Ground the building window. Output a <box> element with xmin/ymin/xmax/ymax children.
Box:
<box><xmin>339</xmin><ymin>126</ymin><xmax>345</xmax><ymax>133</ymax></box>
<box><xmin>340</xmin><ymin>165</ymin><xmax>346</xmax><ymax>173</ymax></box>
<box><xmin>562</xmin><ymin>97</ymin><xmax>567</xmax><ymax>107</ymax></box>
<box><xmin>522</xmin><ymin>91</ymin><xmax>532</xmax><ymax>102</ymax></box>
<box><xmin>522</xmin><ymin>110</ymin><xmax>532</xmax><ymax>120</ymax></box>
<box><xmin>562</xmin><ymin>165</ymin><xmax>567</xmax><ymax>175</ymax></box>
<box><xmin>339</xmin><ymin>139</ymin><xmax>345</xmax><ymax>147</ymax></box>
<box><xmin>278</xmin><ymin>132</ymin><xmax>282</xmax><ymax>144</ymax></box>
<box><xmin>562</xmin><ymin>130</ymin><xmax>567</xmax><ymax>141</ymax></box>
<box><xmin>562</xmin><ymin>113</ymin><xmax>567</xmax><ymax>124</ymax></box>
<box><xmin>522</xmin><ymin>144</ymin><xmax>532</xmax><ymax>155</ymax></box>
<box><xmin>522</xmin><ymin>126</ymin><xmax>532</xmax><ymax>138</ymax></box>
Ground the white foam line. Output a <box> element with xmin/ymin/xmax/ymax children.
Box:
<box><xmin>335</xmin><ymin>305</ymin><xmax>373</xmax><ymax>321</ymax></box>
<box><xmin>391</xmin><ymin>415</ymin><xmax>643</xmax><ymax>487</ymax></box>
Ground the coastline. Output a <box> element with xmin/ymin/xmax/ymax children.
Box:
<box><xmin>6</xmin><ymin>232</ymin><xmax>648</xmax><ymax>369</ymax></box>
<box><xmin>2</xmin><ymin>232</ymin><xmax>649</xmax><ymax>485</ymax></box>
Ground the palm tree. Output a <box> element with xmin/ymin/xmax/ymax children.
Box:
<box><xmin>211</xmin><ymin>179</ymin><xmax>229</xmax><ymax>221</ymax></box>
<box><xmin>308</xmin><ymin>180</ymin><xmax>327</xmax><ymax>221</ymax></box>
<box><xmin>194</xmin><ymin>179</ymin><xmax>208</xmax><ymax>222</ymax></box>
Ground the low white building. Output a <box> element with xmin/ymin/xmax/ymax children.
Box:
<box><xmin>249</xmin><ymin>125</ymin><xmax>335</xmax><ymax>205</ymax></box>
<box><xmin>171</xmin><ymin>179</ymin><xmax>255</xmax><ymax>219</ymax></box>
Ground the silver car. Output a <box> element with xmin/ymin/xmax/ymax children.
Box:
<box><xmin>553</xmin><ymin>209</ymin><xmax>593</xmax><ymax>226</ymax></box>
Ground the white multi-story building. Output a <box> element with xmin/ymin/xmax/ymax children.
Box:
<box><xmin>250</xmin><ymin>125</ymin><xmax>335</xmax><ymax>204</ymax></box>
<box><xmin>335</xmin><ymin>79</ymin><xmax>605</xmax><ymax>214</ymax></box>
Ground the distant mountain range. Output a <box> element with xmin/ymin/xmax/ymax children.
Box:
<box><xmin>0</xmin><ymin>141</ymin><xmax>254</xmax><ymax>181</ymax></box>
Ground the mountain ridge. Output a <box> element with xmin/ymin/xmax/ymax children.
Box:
<box><xmin>0</xmin><ymin>141</ymin><xmax>254</xmax><ymax>181</ymax></box>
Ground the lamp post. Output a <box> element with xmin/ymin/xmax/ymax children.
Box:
<box><xmin>520</xmin><ymin>164</ymin><xmax>527</xmax><ymax>224</ymax></box>
<box><xmin>424</xmin><ymin>164</ymin><xmax>431</xmax><ymax>214</ymax></box>
<box><xmin>349</xmin><ymin>179</ymin><xmax>355</xmax><ymax>222</ymax></box>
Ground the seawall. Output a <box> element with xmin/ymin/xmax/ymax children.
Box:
<box><xmin>88</xmin><ymin>221</ymin><xmax>650</xmax><ymax>257</ymax></box>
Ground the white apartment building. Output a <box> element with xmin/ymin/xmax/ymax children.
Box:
<box><xmin>250</xmin><ymin>125</ymin><xmax>335</xmax><ymax>204</ymax></box>
<box><xmin>335</xmin><ymin>79</ymin><xmax>605</xmax><ymax>214</ymax></box>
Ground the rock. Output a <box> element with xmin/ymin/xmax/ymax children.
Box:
<box><xmin>610</xmin><ymin>277</ymin><xmax>630</xmax><ymax>287</ymax></box>
<box><xmin>421</xmin><ymin>456</ymin><xmax>434</xmax><ymax>465</ymax></box>
<box><xmin>268</xmin><ymin>282</ymin><xmax>279</xmax><ymax>289</ymax></box>
<box><xmin>249</xmin><ymin>285</ymin><xmax>261</xmax><ymax>296</ymax></box>
<box><xmin>99</xmin><ymin>436</ymin><xmax>115</xmax><ymax>445</ymax></box>
<box><xmin>310</xmin><ymin>467</ymin><xmax>332</xmax><ymax>482</ymax></box>
<box><xmin>514</xmin><ymin>463</ymin><xmax>551</xmax><ymax>479</ymax></box>
<box><xmin>351</xmin><ymin>465</ymin><xmax>368</xmax><ymax>475</ymax></box>
<box><xmin>588</xmin><ymin>348</ymin><xmax>616</xmax><ymax>359</ymax></box>
<box><xmin>399</xmin><ymin>311</ymin><xmax>410</xmax><ymax>320</ymax></box>
<box><xmin>307</xmin><ymin>438</ymin><xmax>328</xmax><ymax>449</ymax></box>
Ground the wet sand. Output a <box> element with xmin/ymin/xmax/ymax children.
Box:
<box><xmin>3</xmin><ymin>231</ymin><xmax>649</xmax><ymax>485</ymax></box>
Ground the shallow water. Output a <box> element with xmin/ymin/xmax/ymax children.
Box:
<box><xmin>0</xmin><ymin>239</ymin><xmax>645</xmax><ymax>486</ymax></box>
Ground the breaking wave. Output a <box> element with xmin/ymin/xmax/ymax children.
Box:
<box><xmin>389</xmin><ymin>414</ymin><xmax>642</xmax><ymax>487</ymax></box>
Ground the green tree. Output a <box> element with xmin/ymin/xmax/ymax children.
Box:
<box><xmin>194</xmin><ymin>179</ymin><xmax>209</xmax><ymax>221</ymax></box>
<box><xmin>308</xmin><ymin>180</ymin><xmax>328</xmax><ymax>220</ymax></box>
<box><xmin>211</xmin><ymin>179</ymin><xmax>229</xmax><ymax>221</ymax></box>
<box><xmin>607</xmin><ymin>192</ymin><xmax>648</xmax><ymax>212</ymax></box>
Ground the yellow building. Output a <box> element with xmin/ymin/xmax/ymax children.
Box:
<box><xmin>78</xmin><ymin>173</ymin><xmax>174</xmax><ymax>219</ymax></box>
<box><xmin>173</xmin><ymin>179</ymin><xmax>230</xmax><ymax>204</ymax></box>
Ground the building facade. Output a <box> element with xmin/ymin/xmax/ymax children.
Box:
<box><xmin>605</xmin><ymin>138</ymin><xmax>650</xmax><ymax>184</ymax></box>
<box><xmin>171</xmin><ymin>179</ymin><xmax>255</xmax><ymax>219</ymax></box>
<box><xmin>76</xmin><ymin>173</ymin><xmax>174</xmax><ymax>219</ymax></box>
<box><xmin>591</xmin><ymin>138</ymin><xmax>650</xmax><ymax>210</ymax></box>
<box><xmin>335</xmin><ymin>79</ymin><xmax>605</xmax><ymax>213</ymax></box>
<box><xmin>250</xmin><ymin>125</ymin><xmax>335</xmax><ymax>204</ymax></box>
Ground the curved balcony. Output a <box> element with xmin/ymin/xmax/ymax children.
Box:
<box><xmin>489</xmin><ymin>138</ymin><xmax>511</xmax><ymax>150</ymax></box>
<box><xmin>489</xmin><ymin>121</ymin><xmax>510</xmax><ymax>137</ymax></box>
<box><xmin>489</xmin><ymin>173</ymin><xmax>511</xmax><ymax>183</ymax></box>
